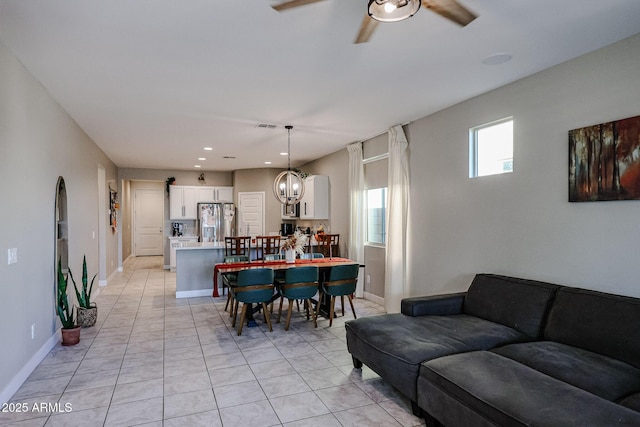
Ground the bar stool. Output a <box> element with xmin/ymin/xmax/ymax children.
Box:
<box><xmin>225</xmin><ymin>236</ymin><xmax>250</xmax><ymax>257</ymax></box>
<box><xmin>316</xmin><ymin>234</ymin><xmax>339</xmax><ymax>258</ymax></box>
<box><xmin>255</xmin><ymin>235</ymin><xmax>281</xmax><ymax>260</ymax></box>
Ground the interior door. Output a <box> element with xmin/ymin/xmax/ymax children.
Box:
<box><xmin>134</xmin><ymin>188</ymin><xmax>164</xmax><ymax>256</ymax></box>
<box><xmin>237</xmin><ymin>192</ymin><xmax>264</xmax><ymax>236</ymax></box>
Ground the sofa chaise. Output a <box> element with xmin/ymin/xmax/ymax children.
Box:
<box><xmin>345</xmin><ymin>274</ymin><xmax>640</xmax><ymax>426</ymax></box>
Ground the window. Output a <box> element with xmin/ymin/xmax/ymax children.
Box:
<box><xmin>366</xmin><ymin>187</ymin><xmax>387</xmax><ymax>245</ymax></box>
<box><xmin>469</xmin><ymin>117</ymin><xmax>513</xmax><ymax>178</ymax></box>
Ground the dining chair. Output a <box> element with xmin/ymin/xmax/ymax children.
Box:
<box><xmin>316</xmin><ymin>233</ymin><xmax>339</xmax><ymax>258</ymax></box>
<box><xmin>277</xmin><ymin>266</ymin><xmax>319</xmax><ymax>331</ymax></box>
<box><xmin>300</xmin><ymin>252</ymin><xmax>324</xmax><ymax>259</ymax></box>
<box><xmin>224</xmin><ymin>236</ymin><xmax>250</xmax><ymax>257</ymax></box>
<box><xmin>255</xmin><ymin>235</ymin><xmax>281</xmax><ymax>260</ymax></box>
<box><xmin>231</xmin><ymin>268</ymin><xmax>275</xmax><ymax>336</ymax></box>
<box><xmin>318</xmin><ymin>263</ymin><xmax>359</xmax><ymax>327</ymax></box>
<box><xmin>221</xmin><ymin>255</ymin><xmax>249</xmax><ymax>313</ymax></box>
<box><xmin>264</xmin><ymin>253</ymin><xmax>284</xmax><ymax>261</ymax></box>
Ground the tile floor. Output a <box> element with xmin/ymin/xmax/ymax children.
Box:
<box><xmin>1</xmin><ymin>256</ymin><xmax>425</xmax><ymax>427</ymax></box>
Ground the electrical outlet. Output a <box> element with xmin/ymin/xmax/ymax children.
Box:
<box><xmin>31</xmin><ymin>323</ymin><xmax>35</xmax><ymax>339</ymax></box>
<box><xmin>8</xmin><ymin>248</ymin><xmax>17</xmax><ymax>265</ymax></box>
<box><xmin>367</xmin><ymin>274</ymin><xmax>371</xmax><ymax>284</ymax></box>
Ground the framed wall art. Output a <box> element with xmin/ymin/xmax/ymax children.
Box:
<box><xmin>569</xmin><ymin>114</ymin><xmax>640</xmax><ymax>202</ymax></box>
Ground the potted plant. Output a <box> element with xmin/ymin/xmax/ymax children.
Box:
<box><xmin>57</xmin><ymin>258</ymin><xmax>80</xmax><ymax>346</ymax></box>
<box><xmin>281</xmin><ymin>229</ymin><xmax>308</xmax><ymax>263</ymax></box>
<box><xmin>166</xmin><ymin>176</ymin><xmax>176</xmax><ymax>194</ymax></box>
<box><xmin>70</xmin><ymin>255</ymin><xmax>98</xmax><ymax>328</ymax></box>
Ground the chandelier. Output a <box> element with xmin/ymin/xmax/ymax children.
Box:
<box><xmin>273</xmin><ymin>125</ymin><xmax>305</xmax><ymax>206</ymax></box>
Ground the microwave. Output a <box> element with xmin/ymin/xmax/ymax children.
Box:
<box><xmin>281</xmin><ymin>203</ymin><xmax>299</xmax><ymax>219</ymax></box>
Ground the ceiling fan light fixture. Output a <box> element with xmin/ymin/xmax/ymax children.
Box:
<box><xmin>368</xmin><ymin>0</ymin><xmax>420</xmax><ymax>23</ymax></box>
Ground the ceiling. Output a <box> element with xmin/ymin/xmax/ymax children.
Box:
<box><xmin>2</xmin><ymin>1</ymin><xmax>640</xmax><ymax>172</ymax></box>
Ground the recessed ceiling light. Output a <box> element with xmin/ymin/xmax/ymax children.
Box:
<box><xmin>204</xmin><ymin>147</ymin><xmax>213</xmax><ymax>151</ymax></box>
<box><xmin>198</xmin><ymin>157</ymin><xmax>206</xmax><ymax>161</ymax></box>
<box><xmin>264</xmin><ymin>161</ymin><xmax>272</xmax><ymax>165</ymax></box>
<box><xmin>280</xmin><ymin>152</ymin><xmax>288</xmax><ymax>156</ymax></box>
<box><xmin>194</xmin><ymin>165</ymin><xmax>201</xmax><ymax>168</ymax></box>
<box><xmin>482</xmin><ymin>53</ymin><xmax>513</xmax><ymax>65</ymax></box>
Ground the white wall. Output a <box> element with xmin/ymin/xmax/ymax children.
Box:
<box><xmin>408</xmin><ymin>34</ymin><xmax>640</xmax><ymax>299</ymax></box>
<box><xmin>0</xmin><ymin>41</ymin><xmax>118</xmax><ymax>402</ymax></box>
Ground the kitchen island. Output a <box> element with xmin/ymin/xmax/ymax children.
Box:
<box><xmin>175</xmin><ymin>242</ymin><xmax>225</xmax><ymax>298</ymax></box>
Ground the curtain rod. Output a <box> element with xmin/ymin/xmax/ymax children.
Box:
<box><xmin>358</xmin><ymin>121</ymin><xmax>410</xmax><ymax>143</ymax></box>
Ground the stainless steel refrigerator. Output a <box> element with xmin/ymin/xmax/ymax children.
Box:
<box><xmin>197</xmin><ymin>202</ymin><xmax>235</xmax><ymax>243</ymax></box>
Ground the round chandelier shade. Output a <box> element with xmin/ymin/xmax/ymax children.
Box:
<box><xmin>368</xmin><ymin>0</ymin><xmax>421</xmax><ymax>22</ymax></box>
<box><xmin>273</xmin><ymin>126</ymin><xmax>305</xmax><ymax>206</ymax></box>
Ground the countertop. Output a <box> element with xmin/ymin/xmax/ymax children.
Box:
<box><xmin>175</xmin><ymin>241</ymin><xmax>224</xmax><ymax>250</ymax></box>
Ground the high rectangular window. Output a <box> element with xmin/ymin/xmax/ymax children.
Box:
<box><xmin>470</xmin><ymin>117</ymin><xmax>513</xmax><ymax>178</ymax></box>
<box><xmin>366</xmin><ymin>187</ymin><xmax>387</xmax><ymax>245</ymax></box>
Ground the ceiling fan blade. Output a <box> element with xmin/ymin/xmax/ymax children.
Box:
<box><xmin>421</xmin><ymin>0</ymin><xmax>477</xmax><ymax>27</ymax></box>
<box><xmin>354</xmin><ymin>15</ymin><xmax>379</xmax><ymax>44</ymax></box>
<box><xmin>272</xmin><ymin>0</ymin><xmax>327</xmax><ymax>12</ymax></box>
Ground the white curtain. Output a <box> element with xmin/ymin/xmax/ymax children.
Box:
<box><xmin>347</xmin><ymin>142</ymin><xmax>365</xmax><ymax>297</ymax></box>
<box><xmin>384</xmin><ymin>125</ymin><xmax>410</xmax><ymax>313</ymax></box>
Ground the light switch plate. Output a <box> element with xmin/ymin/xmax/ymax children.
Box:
<box><xmin>8</xmin><ymin>248</ymin><xmax>18</xmax><ymax>264</ymax></box>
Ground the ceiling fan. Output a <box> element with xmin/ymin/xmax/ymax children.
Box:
<box><xmin>271</xmin><ymin>0</ymin><xmax>477</xmax><ymax>44</ymax></box>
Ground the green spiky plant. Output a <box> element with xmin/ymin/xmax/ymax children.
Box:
<box><xmin>70</xmin><ymin>255</ymin><xmax>97</xmax><ymax>309</ymax></box>
<box><xmin>57</xmin><ymin>258</ymin><xmax>76</xmax><ymax>329</ymax></box>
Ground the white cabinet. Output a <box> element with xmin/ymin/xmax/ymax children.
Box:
<box><xmin>299</xmin><ymin>175</ymin><xmax>329</xmax><ymax>220</ymax></box>
<box><xmin>169</xmin><ymin>236</ymin><xmax>198</xmax><ymax>271</ymax></box>
<box><xmin>195</xmin><ymin>186</ymin><xmax>233</xmax><ymax>202</ymax></box>
<box><xmin>169</xmin><ymin>186</ymin><xmax>197</xmax><ymax>220</ymax></box>
<box><xmin>196</xmin><ymin>187</ymin><xmax>215</xmax><ymax>203</ymax></box>
<box><xmin>214</xmin><ymin>186</ymin><xmax>234</xmax><ymax>203</ymax></box>
<box><xmin>171</xmin><ymin>186</ymin><xmax>234</xmax><ymax>220</ymax></box>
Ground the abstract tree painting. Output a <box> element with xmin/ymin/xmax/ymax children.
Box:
<box><xmin>569</xmin><ymin>115</ymin><xmax>640</xmax><ymax>202</ymax></box>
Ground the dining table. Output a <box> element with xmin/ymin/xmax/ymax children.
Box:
<box><xmin>212</xmin><ymin>257</ymin><xmax>357</xmax><ymax>297</ymax></box>
<box><xmin>213</xmin><ymin>257</ymin><xmax>360</xmax><ymax>327</ymax></box>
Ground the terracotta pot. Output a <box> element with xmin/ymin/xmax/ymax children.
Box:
<box><xmin>77</xmin><ymin>304</ymin><xmax>97</xmax><ymax>328</ymax></box>
<box><xmin>61</xmin><ymin>326</ymin><xmax>81</xmax><ymax>346</ymax></box>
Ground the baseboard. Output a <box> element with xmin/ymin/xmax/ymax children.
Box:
<box><xmin>176</xmin><ymin>289</ymin><xmax>212</xmax><ymax>299</ymax></box>
<box><xmin>363</xmin><ymin>291</ymin><xmax>384</xmax><ymax>306</ymax></box>
<box><xmin>0</xmin><ymin>330</ymin><xmax>60</xmax><ymax>404</ymax></box>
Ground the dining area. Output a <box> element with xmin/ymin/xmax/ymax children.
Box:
<box><xmin>214</xmin><ymin>234</ymin><xmax>360</xmax><ymax>335</ymax></box>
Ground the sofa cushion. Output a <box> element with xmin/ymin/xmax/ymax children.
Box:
<box><xmin>419</xmin><ymin>351</ymin><xmax>640</xmax><ymax>427</ymax></box>
<box><xmin>345</xmin><ymin>313</ymin><xmax>529</xmax><ymax>401</ymax></box>
<box><xmin>463</xmin><ymin>274</ymin><xmax>560</xmax><ymax>339</ymax></box>
<box><xmin>619</xmin><ymin>393</ymin><xmax>640</xmax><ymax>412</ymax></box>
<box><xmin>544</xmin><ymin>287</ymin><xmax>640</xmax><ymax>369</ymax></box>
<box><xmin>492</xmin><ymin>341</ymin><xmax>640</xmax><ymax>401</ymax></box>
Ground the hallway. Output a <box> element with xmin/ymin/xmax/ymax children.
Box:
<box><xmin>1</xmin><ymin>257</ymin><xmax>424</xmax><ymax>426</ymax></box>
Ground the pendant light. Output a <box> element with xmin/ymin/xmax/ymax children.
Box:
<box><xmin>273</xmin><ymin>125</ymin><xmax>305</xmax><ymax>207</ymax></box>
<box><xmin>368</xmin><ymin>0</ymin><xmax>421</xmax><ymax>22</ymax></box>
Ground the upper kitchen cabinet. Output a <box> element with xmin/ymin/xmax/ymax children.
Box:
<box><xmin>196</xmin><ymin>186</ymin><xmax>234</xmax><ymax>203</ymax></box>
<box><xmin>169</xmin><ymin>186</ymin><xmax>197</xmax><ymax>220</ymax></box>
<box><xmin>171</xmin><ymin>185</ymin><xmax>234</xmax><ymax>219</ymax></box>
<box><xmin>213</xmin><ymin>186</ymin><xmax>234</xmax><ymax>203</ymax></box>
<box><xmin>299</xmin><ymin>175</ymin><xmax>329</xmax><ymax>220</ymax></box>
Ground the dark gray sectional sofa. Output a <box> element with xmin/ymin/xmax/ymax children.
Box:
<box><xmin>345</xmin><ymin>274</ymin><xmax>640</xmax><ymax>426</ymax></box>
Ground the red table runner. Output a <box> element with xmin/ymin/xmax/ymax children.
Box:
<box><xmin>212</xmin><ymin>257</ymin><xmax>354</xmax><ymax>297</ymax></box>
